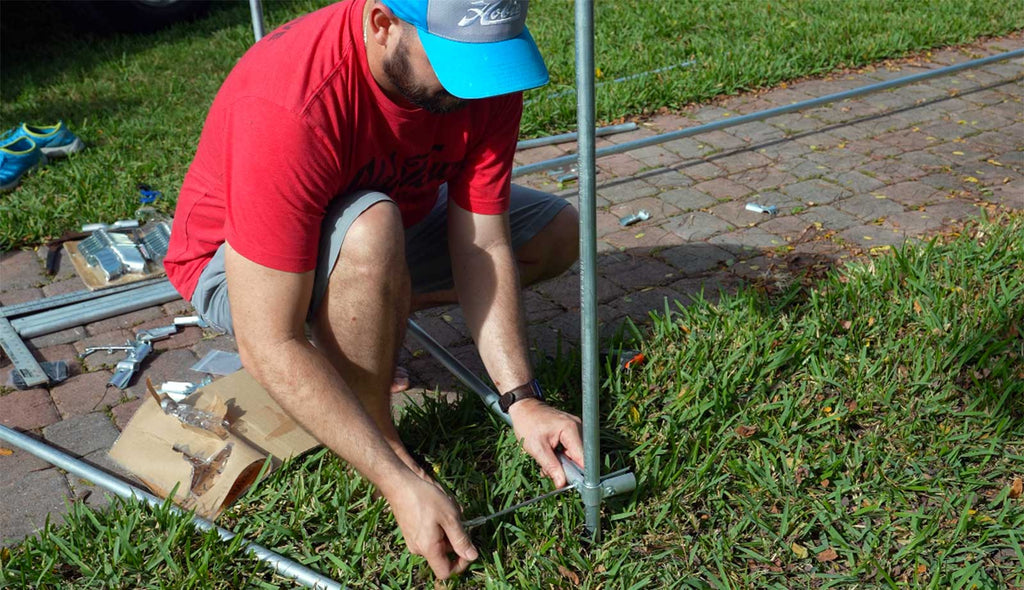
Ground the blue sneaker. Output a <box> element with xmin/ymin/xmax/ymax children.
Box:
<box><xmin>1</xmin><ymin>121</ymin><xmax>85</xmax><ymax>157</ymax></box>
<box><xmin>0</xmin><ymin>137</ymin><xmax>47</xmax><ymax>191</ymax></box>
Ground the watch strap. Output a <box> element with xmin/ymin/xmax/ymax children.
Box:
<box><xmin>499</xmin><ymin>379</ymin><xmax>544</xmax><ymax>413</ymax></box>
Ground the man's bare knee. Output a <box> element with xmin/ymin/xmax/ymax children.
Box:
<box><xmin>335</xmin><ymin>202</ymin><xmax>408</xmax><ymax>281</ymax></box>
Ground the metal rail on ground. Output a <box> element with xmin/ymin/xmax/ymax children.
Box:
<box><xmin>0</xmin><ymin>424</ymin><xmax>343</xmax><ymax>590</ymax></box>
<box><xmin>512</xmin><ymin>48</ymin><xmax>1024</xmax><ymax>179</ymax></box>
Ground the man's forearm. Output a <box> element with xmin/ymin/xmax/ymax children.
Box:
<box><xmin>241</xmin><ymin>337</ymin><xmax>413</xmax><ymax>498</ymax></box>
<box><xmin>452</xmin><ymin>242</ymin><xmax>533</xmax><ymax>393</ymax></box>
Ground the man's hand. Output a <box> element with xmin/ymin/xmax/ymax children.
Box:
<box><xmin>386</xmin><ymin>474</ymin><xmax>479</xmax><ymax>580</ymax></box>
<box><xmin>508</xmin><ymin>398</ymin><xmax>585</xmax><ymax>487</ymax></box>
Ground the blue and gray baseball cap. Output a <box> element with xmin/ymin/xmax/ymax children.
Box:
<box><xmin>380</xmin><ymin>0</ymin><xmax>549</xmax><ymax>99</ymax></box>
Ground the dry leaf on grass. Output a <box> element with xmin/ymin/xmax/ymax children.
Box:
<box><xmin>557</xmin><ymin>565</ymin><xmax>581</xmax><ymax>585</ymax></box>
<box><xmin>791</xmin><ymin>542</ymin><xmax>809</xmax><ymax>559</ymax></box>
<box><xmin>1010</xmin><ymin>477</ymin><xmax>1023</xmax><ymax>499</ymax></box>
<box><xmin>816</xmin><ymin>548</ymin><xmax>838</xmax><ymax>562</ymax></box>
<box><xmin>735</xmin><ymin>425</ymin><xmax>758</xmax><ymax>438</ymax></box>
<box><xmin>0</xmin><ymin>448</ymin><xmax>13</xmax><ymax>456</ymax></box>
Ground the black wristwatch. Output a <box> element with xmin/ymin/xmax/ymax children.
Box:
<box><xmin>499</xmin><ymin>379</ymin><xmax>544</xmax><ymax>413</ymax></box>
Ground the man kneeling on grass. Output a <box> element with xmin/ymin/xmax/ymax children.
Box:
<box><xmin>164</xmin><ymin>0</ymin><xmax>584</xmax><ymax>579</ymax></box>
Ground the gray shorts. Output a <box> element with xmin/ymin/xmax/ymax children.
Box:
<box><xmin>190</xmin><ymin>184</ymin><xmax>569</xmax><ymax>335</ymax></box>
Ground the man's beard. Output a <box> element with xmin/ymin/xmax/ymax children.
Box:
<box><xmin>382</xmin><ymin>37</ymin><xmax>467</xmax><ymax>114</ymax></box>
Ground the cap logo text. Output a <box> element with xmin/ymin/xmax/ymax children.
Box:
<box><xmin>457</xmin><ymin>0</ymin><xmax>522</xmax><ymax>27</ymax></box>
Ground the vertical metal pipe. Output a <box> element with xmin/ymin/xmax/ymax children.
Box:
<box><xmin>574</xmin><ymin>0</ymin><xmax>602</xmax><ymax>540</ymax></box>
<box><xmin>0</xmin><ymin>425</ymin><xmax>342</xmax><ymax>590</ymax></box>
<box><xmin>249</xmin><ymin>0</ymin><xmax>266</xmax><ymax>42</ymax></box>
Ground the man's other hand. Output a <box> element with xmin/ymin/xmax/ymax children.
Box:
<box><xmin>387</xmin><ymin>474</ymin><xmax>478</xmax><ymax>580</ymax></box>
<box><xmin>508</xmin><ymin>398</ymin><xmax>585</xmax><ymax>487</ymax></box>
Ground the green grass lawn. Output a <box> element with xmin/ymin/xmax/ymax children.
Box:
<box><xmin>2</xmin><ymin>0</ymin><xmax>1022</xmax><ymax>249</ymax></box>
<box><xmin>3</xmin><ymin>215</ymin><xmax>1021</xmax><ymax>588</ymax></box>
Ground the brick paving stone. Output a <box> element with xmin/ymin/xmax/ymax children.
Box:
<box><xmin>609</xmin><ymin>196</ymin><xmax>682</xmax><ymax>222</ymax></box>
<box><xmin>954</xmin><ymin>162</ymin><xmax>1017</xmax><ymax>186</ymax></box>
<box><xmin>658</xmin><ymin>244</ymin><xmax>736</xmax><ymax>275</ymax></box>
<box><xmin>798</xmin><ymin>206</ymin><xmax>862</xmax><ymax>232</ymax></box>
<box><xmin>648</xmin><ymin>112</ymin><xmax>693</xmax><ymax>133</ymax></box>
<box><xmin>792</xmin><ymin>131</ymin><xmax>846</xmax><ymax>152</ymax></box>
<box><xmin>601</xmin><ymin>256</ymin><xmax>678</xmax><ymax>291</ymax></box>
<box><xmin>49</xmin><ymin>371</ymin><xmax>122</xmax><ymax>419</ymax></box>
<box><xmin>0</xmin><ymin>250</ymin><xmax>45</xmax><ymax>291</ymax></box>
<box><xmin>928</xmin><ymin>141</ymin><xmax>994</xmax><ymax>163</ymax></box>
<box><xmin>531</xmin><ymin>273</ymin><xmax>625</xmax><ymax>310</ymax></box>
<box><xmin>596</xmin><ymin>178</ymin><xmax>659</xmax><ymax>204</ymax></box>
<box><xmin>827</xmin><ymin>170</ymin><xmax>887</xmax><ymax>193</ymax></box>
<box><xmin>40</xmin><ymin>279</ymin><xmax>87</xmax><ymax>298</ymax></box>
<box><xmin>779</xmin><ymin>157</ymin><xmax>830</xmax><ymax>180</ymax></box>
<box><xmin>629</xmin><ymin>145</ymin><xmax>681</xmax><ymax>169</ymax></box>
<box><xmin>0</xmin><ymin>287</ymin><xmax>44</xmax><ymax>306</ymax></box>
<box><xmin>781</xmin><ymin>179</ymin><xmax>851</xmax><ymax>205</ymax></box>
<box><xmin>673</xmin><ymin>160</ymin><xmax>727</xmax><ymax>182</ymax></box>
<box><xmin>695</xmin><ymin>130</ymin><xmax>749</xmax><ymax>152</ymax></box>
<box><xmin>981</xmin><ymin>181</ymin><xmax>1024</xmax><ymax>209</ymax></box>
<box><xmin>42</xmin><ymin>412</ymin><xmax>119</xmax><ymax>457</ymax></box>
<box><xmin>732</xmin><ymin>168</ymin><xmax>797</xmax><ymax>192</ymax></box>
<box><xmin>726</xmin><ymin>121</ymin><xmax>788</xmax><ymax>144</ymax></box>
<box><xmin>961</xmin><ymin>88</ymin><xmax>1017</xmax><ymax>108</ymax></box>
<box><xmin>641</xmin><ymin>168</ymin><xmax>694</xmax><ymax>189</ymax></box>
<box><xmin>729</xmin><ymin>256</ymin><xmax>782</xmax><ymax>282</ymax></box>
<box><xmin>0</xmin><ymin>468</ymin><xmax>70</xmax><ymax>545</ymax></box>
<box><xmin>124</xmin><ymin>348</ymin><xmax>200</xmax><ymax>401</ymax></box>
<box><xmin>84</xmin><ymin>307</ymin><xmax>165</xmax><ymax>336</ymax></box>
<box><xmin>917</xmin><ymin>173</ymin><xmax>966</xmax><ymax>192</ymax></box>
<box><xmin>918</xmin><ymin>200</ymin><xmax>986</xmax><ymax>224</ymax></box>
<box><xmin>895</xmin><ymin>149</ymin><xmax>953</xmax><ymax>171</ymax></box>
<box><xmin>758</xmin><ymin>215</ymin><xmax>817</xmax><ymax>242</ymax></box>
<box><xmin>836</xmin><ymin>224</ymin><xmax>908</xmax><ymax>248</ymax></box>
<box><xmin>664</xmin><ymin>212</ymin><xmax>735</xmax><ymax>241</ymax></box>
<box><xmin>881</xmin><ymin>181</ymin><xmax>947</xmax><ymax>208</ymax></box>
<box><xmin>750</xmin><ymin>139</ymin><xmax>810</xmax><ymax>160</ymax></box>
<box><xmin>662</xmin><ymin>137</ymin><xmax>717</xmax><ymax>159</ymax></box>
<box><xmin>602</xmin><ymin>225</ymin><xmax>682</xmax><ymax>251</ymax></box>
<box><xmin>657</xmin><ymin>187</ymin><xmax>718</xmax><ymax>212</ymax></box>
<box><xmin>161</xmin><ymin>299</ymin><xmax>195</xmax><ymax>317</ymax></box>
<box><xmin>859</xmin><ymin>159</ymin><xmax>929</xmax><ymax>184</ymax></box>
<box><xmin>514</xmin><ymin>144</ymin><xmax>568</xmax><ymax>166</ymax></box>
<box><xmin>0</xmin><ymin>388</ymin><xmax>59</xmax><ymax>430</ymax></box>
<box><xmin>755</xmin><ymin>187</ymin><xmax>819</xmax><ymax>213</ymax></box>
<box><xmin>26</xmin><ymin>326</ymin><xmax>88</xmax><ymax>350</ymax></box>
<box><xmin>0</xmin><ymin>441</ymin><xmax>51</xmax><ymax>484</ymax></box>
<box><xmin>522</xmin><ymin>290</ymin><xmax>564</xmax><ymax>323</ymax></box>
<box><xmin>708</xmin><ymin>200</ymin><xmax>771</xmax><ymax>228</ymax></box>
<box><xmin>835</xmin><ymin>194</ymin><xmax>906</xmax><ymax>222</ymax></box>
<box><xmin>771</xmin><ymin>113</ymin><xmax>821</xmax><ymax>133</ymax></box>
<box><xmin>597</xmin><ymin>153</ymin><xmax>647</xmax><ymax>178</ymax></box>
<box><xmin>110</xmin><ymin>398</ymin><xmax>144</xmax><ymax>431</ymax></box>
<box><xmin>189</xmin><ymin>333</ymin><xmax>239</xmax><ymax>361</ymax></box>
<box><xmin>708</xmin><ymin>227</ymin><xmax>787</xmax><ymax>253</ymax></box>
<box><xmin>804</xmin><ymin>148</ymin><xmax>874</xmax><ymax>172</ymax></box>
<box><xmin>710</xmin><ymin>150</ymin><xmax>775</xmax><ymax>175</ymax></box>
<box><xmin>693</xmin><ymin>177</ymin><xmax>754</xmax><ymax>201</ymax></box>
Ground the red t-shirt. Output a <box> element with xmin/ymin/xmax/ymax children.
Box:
<box><xmin>164</xmin><ymin>0</ymin><xmax>522</xmax><ymax>299</ymax></box>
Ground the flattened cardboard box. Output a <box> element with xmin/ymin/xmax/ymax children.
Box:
<box><xmin>110</xmin><ymin>370</ymin><xmax>319</xmax><ymax>519</ymax></box>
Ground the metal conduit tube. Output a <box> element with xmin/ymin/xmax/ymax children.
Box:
<box><xmin>249</xmin><ymin>0</ymin><xmax>265</xmax><ymax>42</ymax></box>
<box><xmin>516</xmin><ymin>123</ymin><xmax>638</xmax><ymax>151</ymax></box>
<box><xmin>12</xmin><ymin>281</ymin><xmax>181</xmax><ymax>338</ymax></box>
<box><xmin>512</xmin><ymin>48</ymin><xmax>1024</xmax><ymax>179</ymax></box>
<box><xmin>0</xmin><ymin>424</ymin><xmax>343</xmax><ymax>590</ymax></box>
<box><xmin>574</xmin><ymin>0</ymin><xmax>603</xmax><ymax>540</ymax></box>
<box><xmin>0</xmin><ymin>278</ymin><xmax>168</xmax><ymax>319</ymax></box>
<box><xmin>406</xmin><ymin>319</ymin><xmax>605</xmax><ymax>490</ymax></box>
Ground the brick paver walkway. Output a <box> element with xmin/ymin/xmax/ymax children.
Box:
<box><xmin>2</xmin><ymin>36</ymin><xmax>1021</xmax><ymax>546</ymax></box>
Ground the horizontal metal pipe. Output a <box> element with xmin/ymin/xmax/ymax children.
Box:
<box><xmin>512</xmin><ymin>48</ymin><xmax>1024</xmax><ymax>178</ymax></box>
<box><xmin>0</xmin><ymin>424</ymin><xmax>342</xmax><ymax>590</ymax></box>
<box><xmin>0</xmin><ymin>278</ymin><xmax>168</xmax><ymax>319</ymax></box>
<box><xmin>12</xmin><ymin>281</ymin><xmax>181</xmax><ymax>338</ymax></box>
<box><xmin>516</xmin><ymin>122</ymin><xmax>637</xmax><ymax>151</ymax></box>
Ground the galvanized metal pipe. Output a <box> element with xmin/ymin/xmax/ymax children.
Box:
<box><xmin>249</xmin><ymin>0</ymin><xmax>265</xmax><ymax>42</ymax></box>
<box><xmin>516</xmin><ymin>122</ymin><xmax>638</xmax><ymax>151</ymax></box>
<box><xmin>0</xmin><ymin>424</ymin><xmax>343</xmax><ymax>590</ymax></box>
<box><xmin>512</xmin><ymin>48</ymin><xmax>1024</xmax><ymax>179</ymax></box>
<box><xmin>12</xmin><ymin>281</ymin><xmax>180</xmax><ymax>338</ymax></box>
<box><xmin>0</xmin><ymin>278</ymin><xmax>168</xmax><ymax>319</ymax></box>
<box><xmin>574</xmin><ymin>0</ymin><xmax>603</xmax><ymax>541</ymax></box>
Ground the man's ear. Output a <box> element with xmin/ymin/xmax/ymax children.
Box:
<box><xmin>367</xmin><ymin>3</ymin><xmax>401</xmax><ymax>49</ymax></box>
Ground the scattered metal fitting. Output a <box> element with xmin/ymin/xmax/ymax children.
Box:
<box><xmin>77</xmin><ymin>229</ymin><xmax>147</xmax><ymax>280</ymax></box>
<box><xmin>619</xmin><ymin>209</ymin><xmax>651</xmax><ymax>226</ymax></box>
<box><xmin>745</xmin><ymin>203</ymin><xmax>778</xmax><ymax>215</ymax></box>
<box><xmin>81</xmin><ymin>219</ymin><xmax>140</xmax><ymax>232</ymax></box>
<box><xmin>141</xmin><ymin>222</ymin><xmax>172</xmax><ymax>261</ymax></box>
<box><xmin>109</xmin><ymin>340</ymin><xmax>153</xmax><ymax>389</ymax></box>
